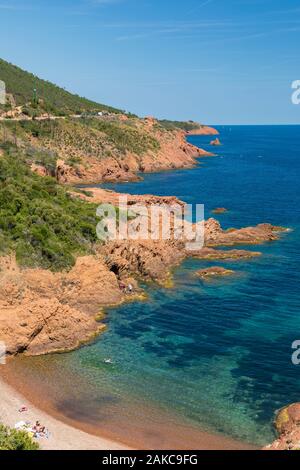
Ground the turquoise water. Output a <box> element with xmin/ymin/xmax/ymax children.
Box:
<box><xmin>13</xmin><ymin>126</ymin><xmax>300</xmax><ymax>446</ymax></box>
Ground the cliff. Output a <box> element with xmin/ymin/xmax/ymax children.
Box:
<box><xmin>52</xmin><ymin>119</ymin><xmax>213</xmax><ymax>184</ymax></box>
<box><xmin>1</xmin><ymin>115</ymin><xmax>215</xmax><ymax>185</ymax></box>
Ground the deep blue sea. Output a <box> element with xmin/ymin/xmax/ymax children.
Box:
<box><xmin>11</xmin><ymin>126</ymin><xmax>300</xmax><ymax>446</ymax></box>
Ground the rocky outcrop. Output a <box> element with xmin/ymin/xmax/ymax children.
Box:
<box><xmin>186</xmin><ymin>126</ymin><xmax>219</xmax><ymax>136</ymax></box>
<box><xmin>137</xmin><ymin>129</ymin><xmax>212</xmax><ymax>176</ymax></box>
<box><xmin>264</xmin><ymin>404</ymin><xmax>300</xmax><ymax>450</ymax></box>
<box><xmin>190</xmin><ymin>247</ymin><xmax>262</xmax><ymax>260</ymax></box>
<box><xmin>72</xmin><ymin>187</ymin><xmax>185</xmax><ymax>208</ymax></box>
<box><xmin>2</xmin><ymin>299</ymin><xmax>105</xmax><ymax>357</ymax></box>
<box><xmin>0</xmin><ymin>186</ymin><xmax>287</xmax><ymax>357</ymax></box>
<box><xmin>35</xmin><ymin>124</ymin><xmax>213</xmax><ymax>185</ymax></box>
<box><xmin>100</xmin><ymin>213</ymin><xmax>284</xmax><ymax>284</ymax></box>
<box><xmin>55</xmin><ymin>155</ymin><xmax>140</xmax><ymax>185</ymax></box>
<box><xmin>102</xmin><ymin>239</ymin><xmax>186</xmax><ymax>285</ymax></box>
<box><xmin>210</xmin><ymin>138</ymin><xmax>222</xmax><ymax>146</ymax></box>
<box><xmin>0</xmin><ymin>255</ymin><xmax>125</xmax><ymax>356</ymax></box>
<box><xmin>195</xmin><ymin>267</ymin><xmax>234</xmax><ymax>279</ymax></box>
<box><xmin>201</xmin><ymin>220</ymin><xmax>285</xmax><ymax>247</ymax></box>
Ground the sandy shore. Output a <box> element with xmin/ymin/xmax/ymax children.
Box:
<box><xmin>0</xmin><ymin>368</ymin><xmax>257</xmax><ymax>450</ymax></box>
<box><xmin>0</xmin><ymin>376</ymin><xmax>130</xmax><ymax>450</ymax></box>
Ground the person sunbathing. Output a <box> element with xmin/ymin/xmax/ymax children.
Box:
<box><xmin>33</xmin><ymin>421</ymin><xmax>45</xmax><ymax>434</ymax></box>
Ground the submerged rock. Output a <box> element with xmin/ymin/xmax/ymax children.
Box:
<box><xmin>195</xmin><ymin>266</ymin><xmax>234</xmax><ymax>279</ymax></box>
<box><xmin>212</xmin><ymin>207</ymin><xmax>228</xmax><ymax>214</ymax></box>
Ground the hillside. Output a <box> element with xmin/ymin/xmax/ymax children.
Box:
<box><xmin>0</xmin><ymin>145</ymin><xmax>99</xmax><ymax>271</ymax></box>
<box><xmin>0</xmin><ymin>57</ymin><xmax>216</xmax><ymax>269</ymax></box>
<box><xmin>1</xmin><ymin>115</ymin><xmax>212</xmax><ymax>185</ymax></box>
<box><xmin>0</xmin><ymin>57</ymin><xmax>284</xmax><ymax>372</ymax></box>
<box><xmin>0</xmin><ymin>58</ymin><xmax>123</xmax><ymax>115</ymax></box>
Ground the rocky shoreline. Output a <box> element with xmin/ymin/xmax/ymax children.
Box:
<box><xmin>0</xmin><ymin>120</ymin><xmax>287</xmax><ymax>357</ymax></box>
<box><xmin>0</xmin><ymin>124</ymin><xmax>217</xmax><ymax>356</ymax></box>
<box><xmin>0</xmin><ymin>190</ymin><xmax>286</xmax><ymax>357</ymax></box>
<box><xmin>33</xmin><ymin>120</ymin><xmax>215</xmax><ymax>185</ymax></box>
<box><xmin>0</xmin><ymin>125</ymin><xmax>290</xmax><ymax>451</ymax></box>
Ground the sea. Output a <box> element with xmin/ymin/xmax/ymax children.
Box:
<box><xmin>7</xmin><ymin>125</ymin><xmax>300</xmax><ymax>447</ymax></box>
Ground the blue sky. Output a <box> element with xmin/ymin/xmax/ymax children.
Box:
<box><xmin>0</xmin><ymin>0</ymin><xmax>300</xmax><ymax>124</ymax></box>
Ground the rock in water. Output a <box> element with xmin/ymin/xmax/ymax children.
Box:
<box><xmin>195</xmin><ymin>267</ymin><xmax>234</xmax><ymax>279</ymax></box>
<box><xmin>210</xmin><ymin>138</ymin><xmax>222</xmax><ymax>146</ymax></box>
<box><xmin>264</xmin><ymin>403</ymin><xmax>300</xmax><ymax>450</ymax></box>
<box><xmin>212</xmin><ymin>207</ymin><xmax>228</xmax><ymax>214</ymax></box>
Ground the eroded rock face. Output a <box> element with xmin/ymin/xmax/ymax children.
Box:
<box><xmin>0</xmin><ymin>255</ymin><xmax>124</xmax><ymax>356</ymax></box>
<box><xmin>102</xmin><ymin>239</ymin><xmax>186</xmax><ymax>284</ymax></box>
<box><xmin>43</xmin><ymin>127</ymin><xmax>214</xmax><ymax>185</ymax></box>
<box><xmin>137</xmin><ymin>129</ymin><xmax>212</xmax><ymax>177</ymax></box>
<box><xmin>2</xmin><ymin>299</ymin><xmax>104</xmax><ymax>356</ymax></box>
<box><xmin>204</xmin><ymin>222</ymin><xmax>284</xmax><ymax>247</ymax></box>
<box><xmin>264</xmin><ymin>404</ymin><xmax>300</xmax><ymax>450</ymax></box>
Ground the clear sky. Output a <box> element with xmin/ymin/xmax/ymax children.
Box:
<box><xmin>1</xmin><ymin>0</ymin><xmax>300</xmax><ymax>124</ymax></box>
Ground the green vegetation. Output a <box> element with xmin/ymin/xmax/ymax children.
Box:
<box><xmin>0</xmin><ymin>57</ymin><xmax>206</xmax><ymax>277</ymax></box>
<box><xmin>27</xmin><ymin>147</ymin><xmax>58</xmax><ymax>175</ymax></box>
<box><xmin>65</xmin><ymin>155</ymin><xmax>82</xmax><ymax>167</ymax></box>
<box><xmin>1</xmin><ymin>117</ymin><xmax>58</xmax><ymax>139</ymax></box>
<box><xmin>19</xmin><ymin>119</ymin><xmax>56</xmax><ymax>138</ymax></box>
<box><xmin>0</xmin><ymin>58</ymin><xmax>123</xmax><ymax>115</ymax></box>
<box><xmin>0</xmin><ymin>424</ymin><xmax>39</xmax><ymax>450</ymax></box>
<box><xmin>0</xmin><ymin>144</ymin><xmax>99</xmax><ymax>271</ymax></box>
<box><xmin>1</xmin><ymin>116</ymin><xmax>160</xmax><ymax>160</ymax></box>
<box><xmin>158</xmin><ymin>119</ymin><xmax>202</xmax><ymax>132</ymax></box>
<box><xmin>0</xmin><ymin>121</ymin><xmax>59</xmax><ymax>173</ymax></box>
<box><xmin>83</xmin><ymin>118</ymin><xmax>160</xmax><ymax>155</ymax></box>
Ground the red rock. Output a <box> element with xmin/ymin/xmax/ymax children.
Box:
<box><xmin>212</xmin><ymin>207</ymin><xmax>228</xmax><ymax>214</ymax></box>
<box><xmin>264</xmin><ymin>403</ymin><xmax>300</xmax><ymax>450</ymax></box>
<box><xmin>186</xmin><ymin>126</ymin><xmax>219</xmax><ymax>136</ymax></box>
<box><xmin>210</xmin><ymin>138</ymin><xmax>222</xmax><ymax>146</ymax></box>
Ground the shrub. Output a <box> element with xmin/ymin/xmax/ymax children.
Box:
<box><xmin>0</xmin><ymin>147</ymin><xmax>99</xmax><ymax>271</ymax></box>
<box><xmin>0</xmin><ymin>424</ymin><xmax>39</xmax><ymax>450</ymax></box>
<box><xmin>83</xmin><ymin>119</ymin><xmax>160</xmax><ymax>155</ymax></box>
<box><xmin>158</xmin><ymin>119</ymin><xmax>202</xmax><ymax>132</ymax></box>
